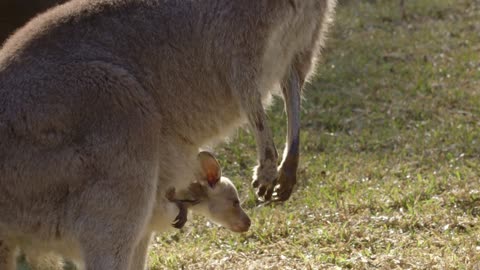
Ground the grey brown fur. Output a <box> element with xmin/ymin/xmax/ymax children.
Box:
<box><xmin>0</xmin><ymin>0</ymin><xmax>336</xmax><ymax>269</ymax></box>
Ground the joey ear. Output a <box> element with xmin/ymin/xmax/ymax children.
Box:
<box><xmin>197</xmin><ymin>151</ymin><xmax>222</xmax><ymax>188</ymax></box>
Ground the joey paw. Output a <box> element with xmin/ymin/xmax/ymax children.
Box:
<box><xmin>166</xmin><ymin>188</ymin><xmax>188</xmax><ymax>229</ymax></box>
<box><xmin>172</xmin><ymin>201</ymin><xmax>188</xmax><ymax>229</ymax></box>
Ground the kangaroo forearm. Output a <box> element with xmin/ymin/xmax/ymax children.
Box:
<box><xmin>281</xmin><ymin>67</ymin><xmax>302</xmax><ymax>170</ymax></box>
<box><xmin>247</xmin><ymin>105</ymin><xmax>278</xmax><ymax>166</ymax></box>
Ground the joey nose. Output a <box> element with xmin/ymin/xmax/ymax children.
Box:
<box><xmin>230</xmin><ymin>216</ymin><xmax>251</xmax><ymax>233</ymax></box>
<box><xmin>245</xmin><ymin>217</ymin><xmax>251</xmax><ymax>229</ymax></box>
<box><xmin>239</xmin><ymin>216</ymin><xmax>251</xmax><ymax>232</ymax></box>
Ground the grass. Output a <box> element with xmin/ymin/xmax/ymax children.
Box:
<box><xmin>19</xmin><ymin>0</ymin><xmax>480</xmax><ymax>269</ymax></box>
<box><xmin>149</xmin><ymin>0</ymin><xmax>480</xmax><ymax>269</ymax></box>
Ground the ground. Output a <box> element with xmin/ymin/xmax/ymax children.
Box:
<box><xmin>18</xmin><ymin>0</ymin><xmax>480</xmax><ymax>269</ymax></box>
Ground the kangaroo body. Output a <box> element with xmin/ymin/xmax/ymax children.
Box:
<box><xmin>0</xmin><ymin>0</ymin><xmax>336</xmax><ymax>269</ymax></box>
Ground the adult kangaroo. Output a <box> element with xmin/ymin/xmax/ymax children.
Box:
<box><xmin>0</xmin><ymin>0</ymin><xmax>336</xmax><ymax>269</ymax></box>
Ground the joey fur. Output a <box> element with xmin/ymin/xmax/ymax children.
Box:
<box><xmin>0</xmin><ymin>0</ymin><xmax>336</xmax><ymax>269</ymax></box>
<box><xmin>132</xmin><ymin>151</ymin><xmax>251</xmax><ymax>270</ymax></box>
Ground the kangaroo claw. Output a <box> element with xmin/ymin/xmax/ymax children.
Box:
<box><xmin>172</xmin><ymin>201</ymin><xmax>188</xmax><ymax>229</ymax></box>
